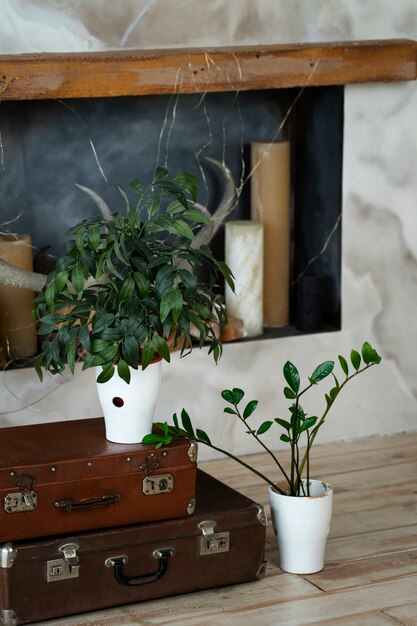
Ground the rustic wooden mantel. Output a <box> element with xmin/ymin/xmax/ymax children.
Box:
<box><xmin>0</xmin><ymin>39</ymin><xmax>416</xmax><ymax>101</ymax></box>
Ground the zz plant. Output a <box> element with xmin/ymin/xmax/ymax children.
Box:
<box><xmin>34</xmin><ymin>167</ymin><xmax>234</xmax><ymax>383</ymax></box>
<box><xmin>144</xmin><ymin>341</ymin><xmax>382</xmax><ymax>496</ymax></box>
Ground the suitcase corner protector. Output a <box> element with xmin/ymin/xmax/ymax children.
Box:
<box><xmin>1</xmin><ymin>608</ymin><xmax>20</xmax><ymax>626</ymax></box>
<box><xmin>0</xmin><ymin>543</ymin><xmax>17</xmax><ymax>569</ymax></box>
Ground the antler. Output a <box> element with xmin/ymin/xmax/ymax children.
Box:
<box><xmin>0</xmin><ymin>257</ymin><xmax>47</xmax><ymax>292</ymax></box>
<box><xmin>191</xmin><ymin>157</ymin><xmax>236</xmax><ymax>249</ymax></box>
<box><xmin>0</xmin><ymin>159</ymin><xmax>236</xmax><ymax>292</ymax></box>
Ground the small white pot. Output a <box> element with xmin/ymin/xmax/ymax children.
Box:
<box><xmin>269</xmin><ymin>479</ymin><xmax>333</xmax><ymax>574</ymax></box>
<box><xmin>95</xmin><ymin>359</ymin><xmax>162</xmax><ymax>444</ymax></box>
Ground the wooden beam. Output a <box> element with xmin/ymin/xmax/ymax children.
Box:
<box><xmin>0</xmin><ymin>39</ymin><xmax>415</xmax><ymax>101</ymax></box>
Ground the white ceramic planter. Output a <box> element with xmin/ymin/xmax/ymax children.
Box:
<box><xmin>269</xmin><ymin>479</ymin><xmax>333</xmax><ymax>574</ymax></box>
<box><xmin>95</xmin><ymin>359</ymin><xmax>162</xmax><ymax>444</ymax></box>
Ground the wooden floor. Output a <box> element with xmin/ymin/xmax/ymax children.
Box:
<box><xmin>40</xmin><ymin>432</ymin><xmax>417</xmax><ymax>626</ymax></box>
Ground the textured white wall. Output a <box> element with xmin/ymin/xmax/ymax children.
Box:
<box><xmin>0</xmin><ymin>1</ymin><xmax>416</xmax><ymax>462</ymax></box>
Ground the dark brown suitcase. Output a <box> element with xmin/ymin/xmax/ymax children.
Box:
<box><xmin>0</xmin><ymin>471</ymin><xmax>267</xmax><ymax>626</ymax></box>
<box><xmin>0</xmin><ymin>418</ymin><xmax>197</xmax><ymax>541</ymax></box>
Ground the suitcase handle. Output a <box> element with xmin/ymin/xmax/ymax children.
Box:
<box><xmin>105</xmin><ymin>548</ymin><xmax>174</xmax><ymax>586</ymax></box>
<box><xmin>54</xmin><ymin>493</ymin><xmax>120</xmax><ymax>511</ymax></box>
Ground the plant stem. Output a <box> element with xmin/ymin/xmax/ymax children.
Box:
<box><xmin>234</xmin><ymin>405</ymin><xmax>292</xmax><ymax>488</ymax></box>
<box><xmin>306</xmin><ymin>431</ymin><xmax>311</xmax><ymax>496</ymax></box>
<box><xmin>298</xmin><ymin>364</ymin><xmax>375</xmax><ymax>478</ymax></box>
<box><xmin>204</xmin><ymin>440</ymin><xmax>287</xmax><ymax>494</ymax></box>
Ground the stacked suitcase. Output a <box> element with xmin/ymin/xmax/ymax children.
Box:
<box><xmin>0</xmin><ymin>417</ymin><xmax>267</xmax><ymax>625</ymax></box>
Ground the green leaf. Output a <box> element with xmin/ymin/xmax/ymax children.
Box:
<box><xmin>284</xmin><ymin>387</ymin><xmax>296</xmax><ymax>399</ymax></box>
<box><xmin>117</xmin><ymin>277</ymin><xmax>135</xmax><ymax>305</ymax></box>
<box><xmin>283</xmin><ymin>361</ymin><xmax>300</xmax><ymax>393</ymax></box>
<box><xmin>338</xmin><ymin>354</ymin><xmax>349</xmax><ymax>376</ymax></box>
<box><xmin>75</xmin><ymin>228</ymin><xmax>85</xmax><ymax>253</ymax></box>
<box><xmin>182</xmin><ymin>210</ymin><xmax>209</xmax><ymax>223</ymax></box>
<box><xmin>221</xmin><ymin>389</ymin><xmax>234</xmax><ymax>404</ymax></box>
<box><xmin>361</xmin><ymin>341</ymin><xmax>374</xmax><ymax>365</ymax></box>
<box><xmin>105</xmin><ymin>254</ymin><xmax>124</xmax><ymax>280</ymax></box>
<box><xmin>243</xmin><ymin>400</ymin><xmax>258</xmax><ymax>419</ymax></box>
<box><xmin>160</xmin><ymin>289</ymin><xmax>184</xmax><ymax>324</ymax></box>
<box><xmin>87</xmin><ymin>224</ymin><xmax>101</xmax><ymax>252</ymax></box>
<box><xmin>66</xmin><ymin>342</ymin><xmax>76</xmax><ymax>375</ymax></box>
<box><xmin>71</xmin><ymin>267</ymin><xmax>85</xmax><ymax>296</ymax></box>
<box><xmin>34</xmin><ymin>356</ymin><xmax>43</xmax><ymax>381</ymax></box>
<box><xmin>224</xmin><ymin>407</ymin><xmax>237</xmax><ymax>415</ymax></box>
<box><xmin>257</xmin><ymin>421</ymin><xmax>273</xmax><ymax>435</ymax></box>
<box><xmin>153</xmin><ymin>334</ymin><xmax>171</xmax><ymax>363</ymax></box>
<box><xmin>118</xmin><ymin>185</ymin><xmax>132</xmax><ymax>211</ymax></box>
<box><xmin>217</xmin><ymin>260</ymin><xmax>235</xmax><ymax>292</ymax></box>
<box><xmin>96</xmin><ymin>363</ymin><xmax>115</xmax><ymax>383</ymax></box>
<box><xmin>299</xmin><ymin>416</ymin><xmax>318</xmax><ymax>432</ymax></box>
<box><xmin>54</xmin><ymin>271</ymin><xmax>69</xmax><ymax>293</ymax></box>
<box><xmin>196</xmin><ymin>429</ymin><xmax>211</xmax><ymax>445</ymax></box>
<box><xmin>92</xmin><ymin>338</ymin><xmax>111</xmax><ymax>353</ymax></box>
<box><xmin>274</xmin><ymin>418</ymin><xmax>291</xmax><ymax>431</ymax></box>
<box><xmin>330</xmin><ymin>386</ymin><xmax>339</xmax><ymax>401</ymax></box>
<box><xmin>141</xmin><ymin>341</ymin><xmax>155</xmax><ymax>369</ymax></box>
<box><xmin>280</xmin><ymin>434</ymin><xmax>291</xmax><ymax>443</ymax></box>
<box><xmin>45</xmin><ymin>284</ymin><xmax>56</xmax><ymax>310</ymax></box>
<box><xmin>117</xmin><ymin>359</ymin><xmax>131</xmax><ymax>384</ymax></box>
<box><xmin>181</xmin><ymin>409</ymin><xmax>195</xmax><ymax>437</ymax></box>
<box><xmin>133</xmin><ymin>272</ymin><xmax>150</xmax><ymax>297</ymax></box>
<box><xmin>169</xmin><ymin>219</ymin><xmax>195</xmax><ymax>240</ymax></box>
<box><xmin>95</xmin><ymin>253</ymin><xmax>106</xmax><ymax>280</ymax></box>
<box><xmin>351</xmin><ymin>349</ymin><xmax>361</xmax><ymax>371</ymax></box>
<box><xmin>231</xmin><ymin>388</ymin><xmax>244</xmax><ymax>405</ymax></box>
<box><xmin>309</xmin><ymin>360</ymin><xmax>335</xmax><ymax>384</ymax></box>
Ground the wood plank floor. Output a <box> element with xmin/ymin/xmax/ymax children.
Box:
<box><xmin>39</xmin><ymin>432</ymin><xmax>417</xmax><ymax>626</ymax></box>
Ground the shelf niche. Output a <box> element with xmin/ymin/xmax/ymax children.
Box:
<box><xmin>0</xmin><ymin>40</ymin><xmax>415</xmax><ymax>354</ymax></box>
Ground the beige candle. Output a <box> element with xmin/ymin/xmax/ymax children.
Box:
<box><xmin>225</xmin><ymin>221</ymin><xmax>263</xmax><ymax>338</ymax></box>
<box><xmin>251</xmin><ymin>141</ymin><xmax>291</xmax><ymax>327</ymax></box>
<box><xmin>0</xmin><ymin>234</ymin><xmax>38</xmax><ymax>360</ymax></box>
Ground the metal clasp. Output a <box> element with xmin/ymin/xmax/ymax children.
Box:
<box><xmin>46</xmin><ymin>543</ymin><xmax>80</xmax><ymax>583</ymax></box>
<box><xmin>140</xmin><ymin>453</ymin><xmax>160</xmax><ymax>475</ymax></box>
<box><xmin>59</xmin><ymin>543</ymin><xmax>80</xmax><ymax>570</ymax></box>
<box><xmin>4</xmin><ymin>474</ymin><xmax>38</xmax><ymax>513</ymax></box>
<box><xmin>198</xmin><ymin>520</ymin><xmax>230</xmax><ymax>555</ymax></box>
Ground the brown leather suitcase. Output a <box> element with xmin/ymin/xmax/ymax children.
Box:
<box><xmin>0</xmin><ymin>471</ymin><xmax>267</xmax><ymax>626</ymax></box>
<box><xmin>0</xmin><ymin>417</ymin><xmax>197</xmax><ymax>541</ymax></box>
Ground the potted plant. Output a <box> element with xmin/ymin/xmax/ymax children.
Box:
<box><xmin>144</xmin><ymin>341</ymin><xmax>382</xmax><ymax>573</ymax></box>
<box><xmin>33</xmin><ymin>166</ymin><xmax>234</xmax><ymax>444</ymax></box>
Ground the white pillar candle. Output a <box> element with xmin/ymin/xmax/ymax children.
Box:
<box><xmin>225</xmin><ymin>221</ymin><xmax>263</xmax><ymax>338</ymax></box>
<box><xmin>0</xmin><ymin>234</ymin><xmax>38</xmax><ymax>360</ymax></box>
<box><xmin>251</xmin><ymin>141</ymin><xmax>291</xmax><ymax>327</ymax></box>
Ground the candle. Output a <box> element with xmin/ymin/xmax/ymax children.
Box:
<box><xmin>225</xmin><ymin>221</ymin><xmax>263</xmax><ymax>337</ymax></box>
<box><xmin>251</xmin><ymin>141</ymin><xmax>291</xmax><ymax>326</ymax></box>
<box><xmin>0</xmin><ymin>234</ymin><xmax>38</xmax><ymax>360</ymax></box>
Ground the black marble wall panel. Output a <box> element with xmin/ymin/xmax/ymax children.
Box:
<box><xmin>0</xmin><ymin>90</ymin><xmax>289</xmax><ymax>258</ymax></box>
<box><xmin>0</xmin><ymin>86</ymin><xmax>343</xmax><ymax>332</ymax></box>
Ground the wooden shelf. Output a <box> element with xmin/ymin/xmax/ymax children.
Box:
<box><xmin>0</xmin><ymin>39</ymin><xmax>415</xmax><ymax>101</ymax></box>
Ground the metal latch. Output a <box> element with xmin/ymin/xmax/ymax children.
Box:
<box><xmin>4</xmin><ymin>474</ymin><xmax>38</xmax><ymax>513</ymax></box>
<box><xmin>142</xmin><ymin>473</ymin><xmax>173</xmax><ymax>495</ymax></box>
<box><xmin>198</xmin><ymin>520</ymin><xmax>230</xmax><ymax>555</ymax></box>
<box><xmin>46</xmin><ymin>543</ymin><xmax>80</xmax><ymax>583</ymax></box>
<box><xmin>4</xmin><ymin>490</ymin><xmax>38</xmax><ymax>513</ymax></box>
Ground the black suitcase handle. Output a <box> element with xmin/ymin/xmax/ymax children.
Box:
<box><xmin>105</xmin><ymin>548</ymin><xmax>174</xmax><ymax>586</ymax></box>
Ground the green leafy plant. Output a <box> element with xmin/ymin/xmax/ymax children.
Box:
<box><xmin>144</xmin><ymin>341</ymin><xmax>381</xmax><ymax>496</ymax></box>
<box><xmin>33</xmin><ymin>167</ymin><xmax>234</xmax><ymax>383</ymax></box>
